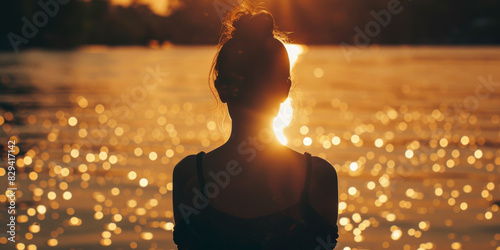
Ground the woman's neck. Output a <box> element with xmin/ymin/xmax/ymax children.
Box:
<box><xmin>225</xmin><ymin>118</ymin><xmax>282</xmax><ymax>150</ymax></box>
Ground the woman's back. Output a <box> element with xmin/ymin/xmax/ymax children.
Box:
<box><xmin>172</xmin><ymin>4</ymin><xmax>339</xmax><ymax>249</ymax></box>
<box><xmin>197</xmin><ymin>146</ymin><xmax>311</xmax><ymax>217</ymax></box>
<box><xmin>172</xmin><ymin>146</ymin><xmax>339</xmax><ymax>249</ymax></box>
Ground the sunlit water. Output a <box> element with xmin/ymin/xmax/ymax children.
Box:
<box><xmin>0</xmin><ymin>46</ymin><xmax>499</xmax><ymax>249</ymax></box>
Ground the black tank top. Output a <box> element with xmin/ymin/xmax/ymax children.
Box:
<box><xmin>173</xmin><ymin>151</ymin><xmax>339</xmax><ymax>249</ymax></box>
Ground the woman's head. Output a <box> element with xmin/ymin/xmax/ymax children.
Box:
<box><xmin>210</xmin><ymin>6</ymin><xmax>291</xmax><ymax>116</ymax></box>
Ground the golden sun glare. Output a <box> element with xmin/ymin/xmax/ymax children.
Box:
<box><xmin>273</xmin><ymin>44</ymin><xmax>306</xmax><ymax>145</ymax></box>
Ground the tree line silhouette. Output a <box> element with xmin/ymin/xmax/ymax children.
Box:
<box><xmin>1</xmin><ymin>0</ymin><xmax>499</xmax><ymax>52</ymax></box>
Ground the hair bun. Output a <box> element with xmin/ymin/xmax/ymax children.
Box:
<box><xmin>232</xmin><ymin>12</ymin><xmax>275</xmax><ymax>40</ymax></box>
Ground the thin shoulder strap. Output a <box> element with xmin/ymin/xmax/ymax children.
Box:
<box><xmin>301</xmin><ymin>152</ymin><xmax>312</xmax><ymax>203</ymax></box>
<box><xmin>196</xmin><ymin>151</ymin><xmax>206</xmax><ymax>192</ymax></box>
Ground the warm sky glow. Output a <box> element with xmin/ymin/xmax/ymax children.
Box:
<box><xmin>111</xmin><ymin>0</ymin><xmax>171</xmax><ymax>16</ymax></box>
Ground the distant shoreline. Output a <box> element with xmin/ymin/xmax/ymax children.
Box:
<box><xmin>1</xmin><ymin>43</ymin><xmax>500</xmax><ymax>54</ymax></box>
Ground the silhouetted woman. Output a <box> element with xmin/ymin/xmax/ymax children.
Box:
<box><xmin>172</xmin><ymin>5</ymin><xmax>339</xmax><ymax>250</ymax></box>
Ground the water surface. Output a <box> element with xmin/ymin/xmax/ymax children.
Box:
<box><xmin>0</xmin><ymin>46</ymin><xmax>499</xmax><ymax>249</ymax></box>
